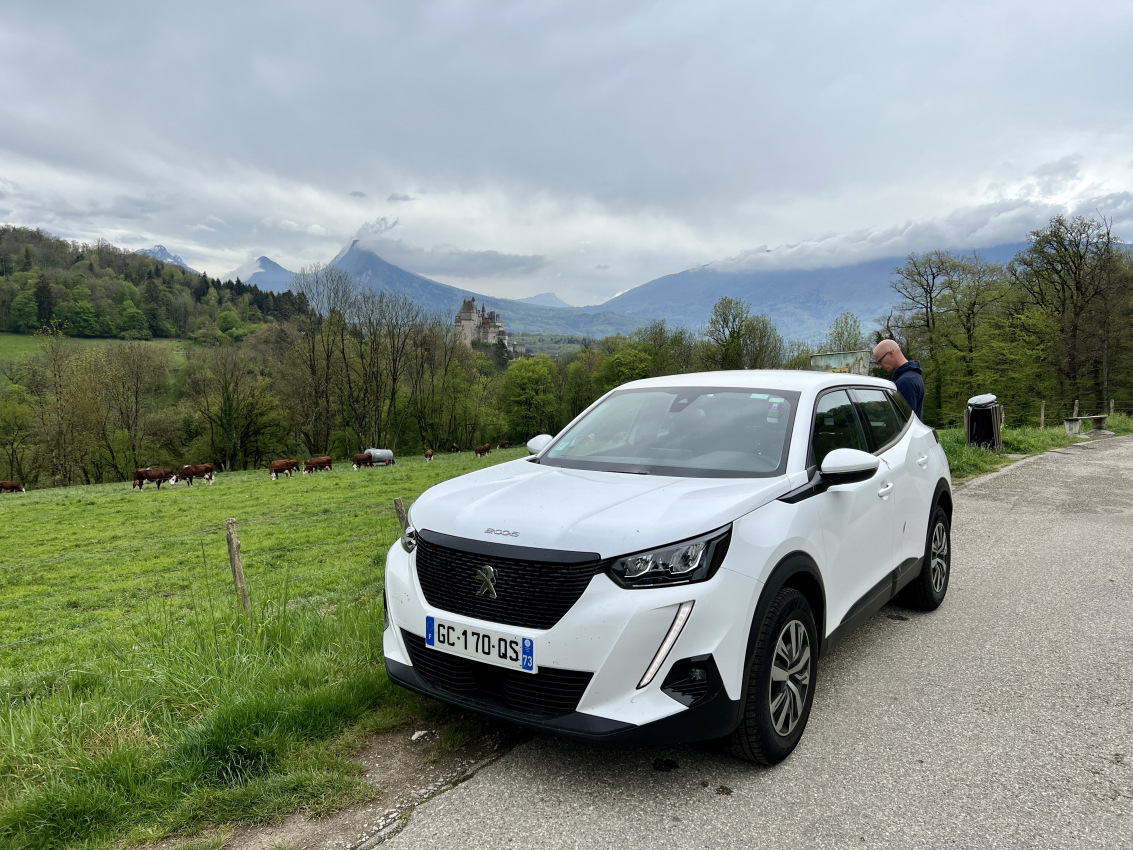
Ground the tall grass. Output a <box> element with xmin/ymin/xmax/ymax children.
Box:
<box><xmin>0</xmin><ymin>577</ymin><xmax>429</xmax><ymax>849</ymax></box>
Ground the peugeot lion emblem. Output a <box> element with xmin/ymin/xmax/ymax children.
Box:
<box><xmin>475</xmin><ymin>565</ymin><xmax>498</xmax><ymax>599</ymax></box>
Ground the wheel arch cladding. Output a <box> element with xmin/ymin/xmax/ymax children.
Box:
<box><xmin>934</xmin><ymin>479</ymin><xmax>953</xmax><ymax>521</ymax></box>
<box><xmin>746</xmin><ymin>552</ymin><xmax>826</xmax><ymax>664</ymax></box>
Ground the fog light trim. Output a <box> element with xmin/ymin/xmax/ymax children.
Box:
<box><xmin>637</xmin><ymin>600</ymin><xmax>695</xmax><ymax>689</ymax></box>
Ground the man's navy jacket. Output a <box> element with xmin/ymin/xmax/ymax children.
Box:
<box><xmin>892</xmin><ymin>361</ymin><xmax>925</xmax><ymax>420</ymax></box>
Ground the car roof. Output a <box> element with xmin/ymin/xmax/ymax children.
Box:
<box><xmin>618</xmin><ymin>369</ymin><xmax>895</xmax><ymax>394</ymax></box>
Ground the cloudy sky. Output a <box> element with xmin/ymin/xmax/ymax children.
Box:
<box><xmin>2</xmin><ymin>1</ymin><xmax>1132</xmax><ymax>305</ymax></box>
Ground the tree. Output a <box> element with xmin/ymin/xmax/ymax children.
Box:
<box><xmin>1009</xmin><ymin>215</ymin><xmax>1123</xmax><ymax>405</ymax></box>
<box><xmin>938</xmin><ymin>253</ymin><xmax>1008</xmax><ymax>399</ymax></box>
<box><xmin>703</xmin><ymin>296</ymin><xmax>751</xmax><ymax>370</ymax></box>
<box><xmin>821</xmin><ymin>312</ymin><xmax>866</xmax><ymax>353</ymax></box>
<box><xmin>891</xmin><ymin>251</ymin><xmax>959</xmax><ymax>422</ymax></box>
<box><xmin>101</xmin><ymin>342</ymin><xmax>169</xmax><ymax>475</ymax></box>
<box><xmin>593</xmin><ymin>343</ymin><xmax>652</xmax><ymax>394</ymax></box>
<box><xmin>741</xmin><ymin>313</ymin><xmax>785</xmax><ymax>369</ymax></box>
<box><xmin>33</xmin><ymin>276</ymin><xmax>54</xmax><ymax>325</ymax></box>
<box><xmin>11</xmin><ymin>290</ymin><xmax>38</xmax><ymax>332</ymax></box>
<box><xmin>503</xmin><ymin>354</ymin><xmax>559</xmax><ymax>439</ymax></box>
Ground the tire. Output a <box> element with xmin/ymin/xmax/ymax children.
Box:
<box><xmin>730</xmin><ymin>587</ymin><xmax>818</xmax><ymax>765</ymax></box>
<box><xmin>899</xmin><ymin>504</ymin><xmax>951</xmax><ymax>611</ymax></box>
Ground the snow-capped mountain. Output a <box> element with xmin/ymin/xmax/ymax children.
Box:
<box><xmin>134</xmin><ymin>245</ymin><xmax>198</xmax><ymax>273</ymax></box>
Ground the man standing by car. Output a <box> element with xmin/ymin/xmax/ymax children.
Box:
<box><xmin>872</xmin><ymin>339</ymin><xmax>925</xmax><ymax>420</ymax></box>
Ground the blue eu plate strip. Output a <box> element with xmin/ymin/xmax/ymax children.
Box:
<box><xmin>425</xmin><ymin>615</ymin><xmax>435</xmax><ymax>646</ymax></box>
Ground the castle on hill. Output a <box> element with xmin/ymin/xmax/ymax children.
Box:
<box><xmin>454</xmin><ymin>297</ymin><xmax>525</xmax><ymax>357</ymax></box>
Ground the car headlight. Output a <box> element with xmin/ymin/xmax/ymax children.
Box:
<box><xmin>606</xmin><ymin>526</ymin><xmax>731</xmax><ymax>588</ymax></box>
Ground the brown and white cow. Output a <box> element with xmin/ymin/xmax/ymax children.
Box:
<box><xmin>352</xmin><ymin>453</ymin><xmax>374</xmax><ymax>470</ymax></box>
<box><xmin>424</xmin><ymin>449</ymin><xmax>434</xmax><ymax>463</ymax></box>
<box><xmin>303</xmin><ymin>456</ymin><xmax>333</xmax><ymax>474</ymax></box>
<box><xmin>497</xmin><ymin>440</ymin><xmax>510</xmax><ymax>449</ymax></box>
<box><xmin>269</xmin><ymin>459</ymin><xmax>300</xmax><ymax>480</ymax></box>
<box><xmin>474</xmin><ymin>443</ymin><xmax>491</xmax><ymax>458</ymax></box>
<box><xmin>133</xmin><ymin>467</ymin><xmax>178</xmax><ymax>490</ymax></box>
<box><xmin>179</xmin><ymin>463</ymin><xmax>215</xmax><ymax>486</ymax></box>
<box><xmin>0</xmin><ymin>480</ymin><xmax>25</xmax><ymax>493</ymax></box>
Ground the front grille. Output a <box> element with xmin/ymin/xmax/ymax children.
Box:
<box><xmin>414</xmin><ymin>530</ymin><xmax>601</xmax><ymax>630</ymax></box>
<box><xmin>402</xmin><ymin>630</ymin><xmax>593</xmax><ymax>716</ymax></box>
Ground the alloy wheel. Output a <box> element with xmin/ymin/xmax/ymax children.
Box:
<box><xmin>930</xmin><ymin>521</ymin><xmax>949</xmax><ymax>594</ymax></box>
<box><xmin>768</xmin><ymin>619</ymin><xmax>811</xmax><ymax>736</ymax></box>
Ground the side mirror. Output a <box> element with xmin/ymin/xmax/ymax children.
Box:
<box><xmin>527</xmin><ymin>434</ymin><xmax>553</xmax><ymax>455</ymax></box>
<box><xmin>820</xmin><ymin>448</ymin><xmax>879</xmax><ymax>485</ymax></box>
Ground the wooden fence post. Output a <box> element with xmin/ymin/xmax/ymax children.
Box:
<box><xmin>1040</xmin><ymin>400</ymin><xmax>1045</xmax><ymax>429</ymax></box>
<box><xmin>225</xmin><ymin>517</ymin><xmax>250</xmax><ymax>613</ymax></box>
<box><xmin>394</xmin><ymin>497</ymin><xmax>408</xmax><ymax>531</ymax></box>
<box><xmin>1112</xmin><ymin>399</ymin><xmax>1116</xmax><ymax>416</ymax></box>
<box><xmin>1073</xmin><ymin>399</ymin><xmax>1079</xmax><ymax>418</ymax></box>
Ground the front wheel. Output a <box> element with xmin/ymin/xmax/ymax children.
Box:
<box><xmin>899</xmin><ymin>505</ymin><xmax>951</xmax><ymax>611</ymax></box>
<box><xmin>730</xmin><ymin>588</ymin><xmax>817</xmax><ymax>765</ymax></box>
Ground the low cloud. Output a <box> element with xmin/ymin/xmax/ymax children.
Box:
<box><xmin>387</xmin><ymin>193</ymin><xmax>416</xmax><ymax>202</ymax></box>
<box><xmin>354</xmin><ymin>222</ymin><xmax>548</xmax><ymax>278</ymax></box>
<box><xmin>595</xmin><ymin>264</ymin><xmax>608</xmax><ymax>269</ymax></box>
<box><xmin>706</xmin><ymin>193</ymin><xmax>1133</xmax><ymax>273</ymax></box>
<box><xmin>349</xmin><ymin>190</ymin><xmax>366</xmax><ymax>198</ymax></box>
<box><xmin>307</xmin><ymin>224</ymin><xmax>327</xmax><ymax>235</ymax></box>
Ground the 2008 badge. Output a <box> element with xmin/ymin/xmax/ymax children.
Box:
<box><xmin>485</xmin><ymin>528</ymin><xmax>520</xmax><ymax>537</ymax></box>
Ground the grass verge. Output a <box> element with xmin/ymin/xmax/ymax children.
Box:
<box><xmin>0</xmin><ymin>449</ymin><xmax>526</xmax><ymax>849</ymax></box>
<box><xmin>938</xmin><ymin>412</ymin><xmax>1132</xmax><ymax>481</ymax></box>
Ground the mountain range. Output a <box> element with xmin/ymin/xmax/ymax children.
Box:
<box><xmin>582</xmin><ymin>242</ymin><xmax>1027</xmax><ymax>339</ymax></box>
<box><xmin>330</xmin><ymin>241</ymin><xmax>643</xmax><ymax>336</ymax></box>
<box><xmin>191</xmin><ymin>237</ymin><xmax>1031</xmax><ymax>340</ymax></box>
<box><xmin>134</xmin><ymin>245</ymin><xmax>198</xmax><ymax>274</ymax></box>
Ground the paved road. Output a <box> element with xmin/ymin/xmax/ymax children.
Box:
<box><xmin>386</xmin><ymin>437</ymin><xmax>1133</xmax><ymax>849</ymax></box>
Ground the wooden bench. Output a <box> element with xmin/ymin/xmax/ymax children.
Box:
<box><xmin>1063</xmin><ymin>415</ymin><xmax>1109</xmax><ymax>435</ymax></box>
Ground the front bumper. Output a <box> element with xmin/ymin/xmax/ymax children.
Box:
<box><xmin>385</xmin><ymin>654</ymin><xmax>742</xmax><ymax>743</ymax></box>
<box><xmin>382</xmin><ymin>536</ymin><xmax>761</xmax><ymax>744</ymax></box>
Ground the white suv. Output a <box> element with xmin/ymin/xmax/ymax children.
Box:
<box><xmin>383</xmin><ymin>371</ymin><xmax>951</xmax><ymax>764</ymax></box>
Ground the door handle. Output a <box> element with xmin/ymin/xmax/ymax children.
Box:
<box><xmin>917</xmin><ymin>454</ymin><xmax>929</xmax><ymax>467</ymax></box>
<box><xmin>877</xmin><ymin>482</ymin><xmax>894</xmax><ymax>498</ymax></box>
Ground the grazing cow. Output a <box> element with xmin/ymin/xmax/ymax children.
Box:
<box><xmin>303</xmin><ymin>455</ymin><xmax>333</xmax><ymax>474</ymax></box>
<box><xmin>424</xmin><ymin>449</ymin><xmax>434</xmax><ymax>463</ymax></box>
<box><xmin>179</xmin><ymin>463</ymin><xmax>215</xmax><ymax>486</ymax></box>
<box><xmin>0</xmin><ymin>480</ymin><xmax>25</xmax><ymax>493</ymax></box>
<box><xmin>475</xmin><ymin>443</ymin><xmax>491</xmax><ymax>458</ymax></box>
<box><xmin>449</xmin><ymin>443</ymin><xmax>461</xmax><ymax>453</ymax></box>
<box><xmin>497</xmin><ymin>440</ymin><xmax>510</xmax><ymax>449</ymax></box>
<box><xmin>133</xmin><ymin>467</ymin><xmax>178</xmax><ymax>490</ymax></box>
<box><xmin>352</xmin><ymin>453</ymin><xmax>374</xmax><ymax>470</ymax></box>
<box><xmin>269</xmin><ymin>459</ymin><xmax>300</xmax><ymax>480</ymax></box>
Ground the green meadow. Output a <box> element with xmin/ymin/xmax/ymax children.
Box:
<box><xmin>0</xmin><ymin>448</ymin><xmax>526</xmax><ymax>849</ymax></box>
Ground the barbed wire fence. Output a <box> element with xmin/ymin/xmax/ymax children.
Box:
<box><xmin>0</xmin><ymin>501</ymin><xmax>407</xmax><ymax>686</ymax></box>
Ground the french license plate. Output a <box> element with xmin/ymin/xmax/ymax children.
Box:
<box><xmin>425</xmin><ymin>615</ymin><xmax>535</xmax><ymax>673</ymax></box>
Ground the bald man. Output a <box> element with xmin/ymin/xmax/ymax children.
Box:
<box><xmin>872</xmin><ymin>339</ymin><xmax>924</xmax><ymax>420</ymax></box>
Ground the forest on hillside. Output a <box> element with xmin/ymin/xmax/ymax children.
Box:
<box><xmin>0</xmin><ymin>215</ymin><xmax>1130</xmax><ymax>489</ymax></box>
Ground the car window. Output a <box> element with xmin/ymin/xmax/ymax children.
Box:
<box><xmin>854</xmin><ymin>388</ymin><xmax>904</xmax><ymax>450</ymax></box>
<box><xmin>887</xmin><ymin>388</ymin><xmax>913</xmax><ymax>423</ymax></box>
<box><xmin>542</xmin><ymin>387</ymin><xmax>798</xmax><ymax>478</ymax></box>
<box><xmin>811</xmin><ymin>390</ymin><xmax>868</xmax><ymax>467</ymax></box>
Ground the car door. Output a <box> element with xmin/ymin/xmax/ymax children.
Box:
<box><xmin>809</xmin><ymin>389</ymin><xmax>896</xmax><ymax>631</ymax></box>
<box><xmin>853</xmin><ymin>387</ymin><xmax>929</xmax><ymax>579</ymax></box>
<box><xmin>888</xmin><ymin>388</ymin><xmax>938</xmax><ymax>556</ymax></box>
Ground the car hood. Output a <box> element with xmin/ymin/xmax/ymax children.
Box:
<box><xmin>408</xmin><ymin>458</ymin><xmax>792</xmax><ymax>558</ymax></box>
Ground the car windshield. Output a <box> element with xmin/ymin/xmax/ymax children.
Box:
<box><xmin>541</xmin><ymin>387</ymin><xmax>799</xmax><ymax>478</ymax></box>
